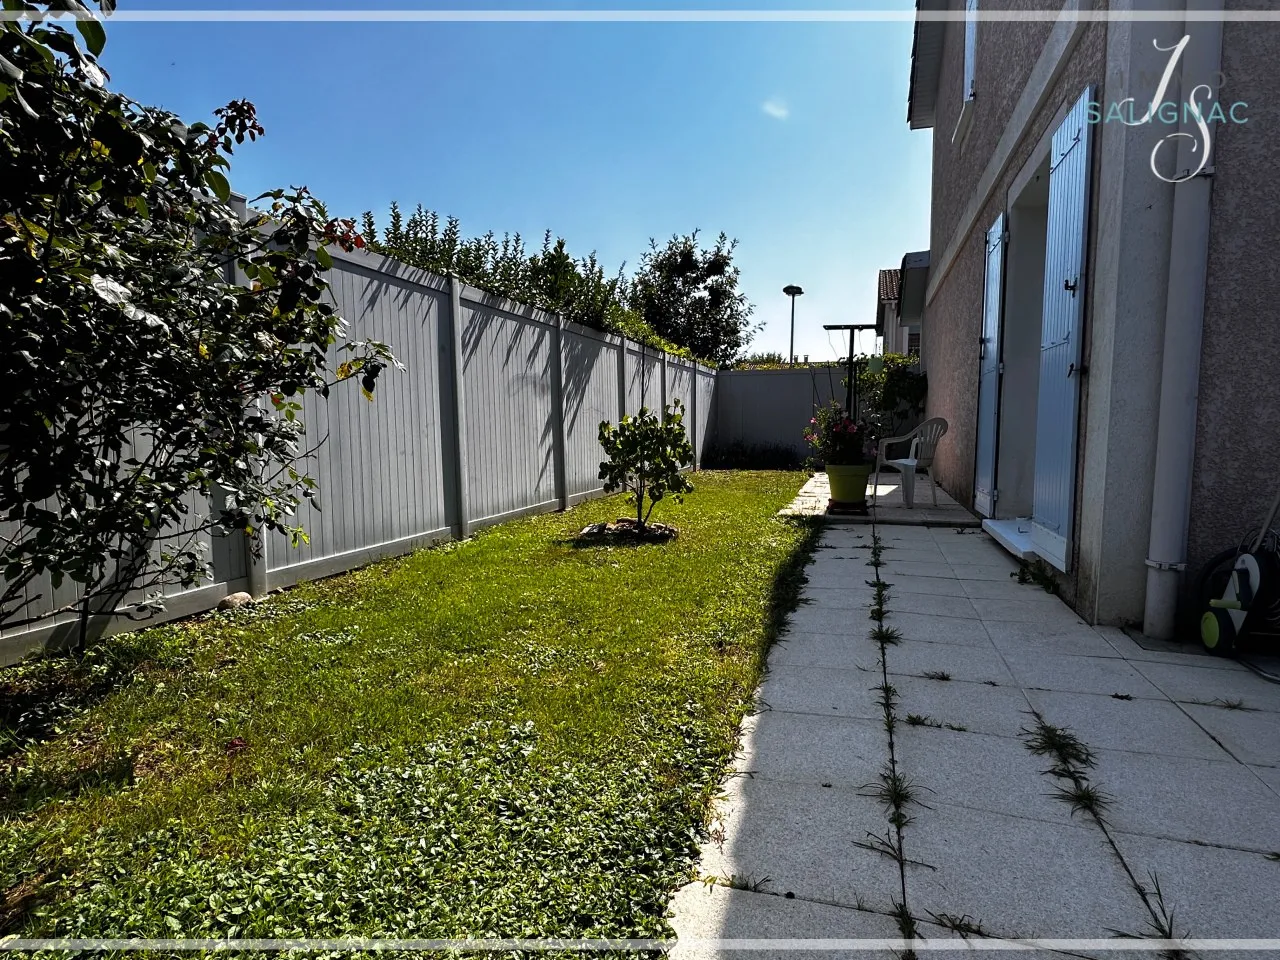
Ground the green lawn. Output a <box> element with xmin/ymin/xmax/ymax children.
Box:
<box><xmin>1</xmin><ymin>471</ymin><xmax>816</xmax><ymax>940</ymax></box>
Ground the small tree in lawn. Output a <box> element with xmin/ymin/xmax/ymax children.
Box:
<box><xmin>597</xmin><ymin>401</ymin><xmax>694</xmax><ymax>533</ymax></box>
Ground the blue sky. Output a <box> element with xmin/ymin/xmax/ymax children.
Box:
<box><xmin>100</xmin><ymin>3</ymin><xmax>932</xmax><ymax>361</ymax></box>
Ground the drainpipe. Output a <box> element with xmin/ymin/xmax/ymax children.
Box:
<box><xmin>1142</xmin><ymin>1</ymin><xmax>1223</xmax><ymax>640</ymax></box>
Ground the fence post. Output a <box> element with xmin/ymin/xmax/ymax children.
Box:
<box><xmin>617</xmin><ymin>338</ymin><xmax>627</xmax><ymax>421</ymax></box>
<box><xmin>244</xmin><ymin>396</ymin><xmax>270</xmax><ymax>597</ymax></box>
<box><xmin>225</xmin><ymin>193</ymin><xmax>270</xmax><ymax>598</ymax></box>
<box><xmin>660</xmin><ymin>351</ymin><xmax>668</xmax><ymax>410</ymax></box>
<box><xmin>689</xmin><ymin>363</ymin><xmax>699</xmax><ymax>470</ymax></box>
<box><xmin>245</xmin><ymin>527</ymin><xmax>269</xmax><ymax>597</ymax></box>
<box><xmin>550</xmin><ymin>315</ymin><xmax>569</xmax><ymax>511</ymax></box>
<box><xmin>448</xmin><ymin>276</ymin><xmax>471</xmax><ymax>539</ymax></box>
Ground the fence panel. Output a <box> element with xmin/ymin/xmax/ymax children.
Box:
<box><xmin>625</xmin><ymin>344</ymin><xmax>664</xmax><ymax>414</ymax></box>
<box><xmin>459</xmin><ymin>289</ymin><xmax>558</xmax><ymax>526</ymax></box>
<box><xmin>562</xmin><ymin>324</ymin><xmax>622</xmax><ymax>499</ymax></box>
<box><xmin>695</xmin><ymin>366</ymin><xmax>717</xmax><ymax>459</ymax></box>
<box><xmin>0</xmin><ymin>436</ymin><xmax>247</xmax><ymax>662</ymax></box>
<box><xmin>667</xmin><ymin>360</ymin><xmax>693</xmax><ymax>416</ymax></box>
<box><xmin>265</xmin><ymin>253</ymin><xmax>453</xmax><ymax>589</ymax></box>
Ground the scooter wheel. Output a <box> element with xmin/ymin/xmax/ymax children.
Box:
<box><xmin>1201</xmin><ymin>607</ymin><xmax>1237</xmax><ymax>656</ymax></box>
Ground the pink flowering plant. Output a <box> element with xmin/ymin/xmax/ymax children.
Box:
<box><xmin>804</xmin><ymin>401</ymin><xmax>877</xmax><ymax>466</ymax></box>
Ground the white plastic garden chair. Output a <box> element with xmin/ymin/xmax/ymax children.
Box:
<box><xmin>873</xmin><ymin>417</ymin><xmax>949</xmax><ymax>508</ymax></box>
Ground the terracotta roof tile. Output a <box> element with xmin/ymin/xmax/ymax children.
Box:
<box><xmin>878</xmin><ymin>268</ymin><xmax>902</xmax><ymax>303</ymax></box>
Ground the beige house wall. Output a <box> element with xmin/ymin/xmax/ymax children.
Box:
<box><xmin>921</xmin><ymin>1</ymin><xmax>1105</xmax><ymax>555</ymax></box>
<box><xmin>1188</xmin><ymin>6</ymin><xmax>1280</xmax><ymax>582</ymax></box>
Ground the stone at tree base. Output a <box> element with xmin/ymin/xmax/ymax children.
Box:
<box><xmin>218</xmin><ymin>591</ymin><xmax>254</xmax><ymax>610</ymax></box>
<box><xmin>576</xmin><ymin>517</ymin><xmax>678</xmax><ymax>542</ymax></box>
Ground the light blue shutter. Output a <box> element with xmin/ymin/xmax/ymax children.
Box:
<box><xmin>1031</xmin><ymin>88</ymin><xmax>1094</xmax><ymax>571</ymax></box>
<box><xmin>974</xmin><ymin>213</ymin><xmax>1005</xmax><ymax>518</ymax></box>
<box><xmin>964</xmin><ymin>0</ymin><xmax>978</xmax><ymax>100</ymax></box>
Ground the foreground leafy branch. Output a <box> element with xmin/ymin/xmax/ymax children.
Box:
<box><xmin>0</xmin><ymin>2</ymin><xmax>398</xmax><ymax>636</ymax></box>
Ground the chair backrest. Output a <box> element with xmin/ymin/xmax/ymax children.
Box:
<box><xmin>909</xmin><ymin>417</ymin><xmax>949</xmax><ymax>468</ymax></box>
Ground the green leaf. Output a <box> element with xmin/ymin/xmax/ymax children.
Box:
<box><xmin>0</xmin><ymin>52</ymin><xmax>22</xmax><ymax>81</ymax></box>
<box><xmin>314</xmin><ymin>245</ymin><xmax>333</xmax><ymax>270</ymax></box>
<box><xmin>75</xmin><ymin>16</ymin><xmax>107</xmax><ymax>56</ymax></box>
<box><xmin>12</xmin><ymin>85</ymin><xmax>37</xmax><ymax>119</ymax></box>
<box><xmin>204</xmin><ymin>170</ymin><xmax>231</xmax><ymax>203</ymax></box>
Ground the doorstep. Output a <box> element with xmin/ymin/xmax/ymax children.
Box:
<box><xmin>982</xmin><ymin>517</ymin><xmax>1038</xmax><ymax>559</ymax></box>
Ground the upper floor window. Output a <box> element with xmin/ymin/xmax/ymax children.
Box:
<box><xmin>954</xmin><ymin>0</ymin><xmax>978</xmax><ymax>144</ymax></box>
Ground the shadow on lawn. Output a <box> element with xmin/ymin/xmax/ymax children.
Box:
<box><xmin>757</xmin><ymin>517</ymin><xmax>824</xmax><ymax>663</ymax></box>
<box><xmin>0</xmin><ymin>633</ymin><xmax>184</xmax><ymax>765</ymax></box>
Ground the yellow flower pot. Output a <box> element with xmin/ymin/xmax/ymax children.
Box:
<box><xmin>827</xmin><ymin>463</ymin><xmax>872</xmax><ymax>506</ymax></box>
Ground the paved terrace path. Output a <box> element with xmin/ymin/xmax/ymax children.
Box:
<box><xmin>669</xmin><ymin>522</ymin><xmax>1280</xmax><ymax>959</ymax></box>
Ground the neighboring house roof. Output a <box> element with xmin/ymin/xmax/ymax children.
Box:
<box><xmin>907</xmin><ymin>0</ymin><xmax>948</xmax><ymax>130</ymax></box>
<box><xmin>875</xmin><ymin>268</ymin><xmax>903</xmax><ymax>335</ymax></box>
<box><xmin>878</xmin><ymin>268</ymin><xmax>902</xmax><ymax>304</ymax></box>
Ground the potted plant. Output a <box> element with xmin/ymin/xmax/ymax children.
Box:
<box><xmin>804</xmin><ymin>401</ymin><xmax>877</xmax><ymax>507</ymax></box>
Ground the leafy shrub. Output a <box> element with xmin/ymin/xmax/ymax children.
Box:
<box><xmin>735</xmin><ymin>351</ymin><xmax>786</xmax><ymax>367</ymax></box>
<box><xmin>361</xmin><ymin>212</ymin><xmax>759</xmax><ymax>365</ymax></box>
<box><xmin>361</xmin><ymin>207</ymin><xmax>700</xmax><ymax>361</ymax></box>
<box><xmin>629</xmin><ymin>232</ymin><xmax>757</xmax><ymax>366</ymax></box>
<box><xmin>598</xmin><ymin>402</ymin><xmax>695</xmax><ymax>531</ymax></box>
<box><xmin>857</xmin><ymin>354</ymin><xmax>928</xmax><ymax>436</ymax></box>
<box><xmin>0</xmin><ymin>3</ymin><xmax>396</xmax><ymax>634</ymax></box>
<box><xmin>729</xmin><ymin>355</ymin><xmax>844</xmax><ymax>371</ymax></box>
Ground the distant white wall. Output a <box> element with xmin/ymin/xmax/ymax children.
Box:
<box><xmin>713</xmin><ymin>368</ymin><xmax>846</xmax><ymax>459</ymax></box>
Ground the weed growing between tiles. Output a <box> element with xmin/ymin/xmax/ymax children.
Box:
<box><xmin>1131</xmin><ymin>873</ymin><xmax>1194</xmax><ymax>960</ymax></box>
<box><xmin>1012</xmin><ymin>559</ymin><xmax>1060</xmax><ymax>594</ymax></box>
<box><xmin>1020</xmin><ymin>713</ymin><xmax>1194</xmax><ymax>957</ymax></box>
<box><xmin>927</xmin><ymin>912</ymin><xmax>988</xmax><ymax>938</ymax></box>
<box><xmin>1188</xmin><ymin>697</ymin><xmax>1257</xmax><ymax>711</ymax></box>
<box><xmin>706</xmin><ymin>873</ymin><xmax>772</xmax><ymax>893</ymax></box>
<box><xmin>1020</xmin><ymin>714</ymin><xmax>1115</xmax><ymax>822</ymax></box>
<box><xmin>904</xmin><ymin>714</ymin><xmax>967</xmax><ymax>733</ymax></box>
<box><xmin>862</xmin><ymin>530</ymin><xmax>923</xmax><ymax>959</ymax></box>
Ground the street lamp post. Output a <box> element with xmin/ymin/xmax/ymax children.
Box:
<box><xmin>783</xmin><ymin>285</ymin><xmax>804</xmax><ymax>365</ymax></box>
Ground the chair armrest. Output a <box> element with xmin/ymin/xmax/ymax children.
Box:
<box><xmin>877</xmin><ymin>434</ymin><xmax>913</xmax><ymax>458</ymax></box>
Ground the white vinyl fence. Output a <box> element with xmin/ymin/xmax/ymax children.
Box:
<box><xmin>1</xmin><ymin>246</ymin><xmax>718</xmax><ymax>665</ymax></box>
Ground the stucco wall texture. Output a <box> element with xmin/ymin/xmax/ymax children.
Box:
<box><xmin>1188</xmin><ymin>11</ymin><xmax>1280</xmax><ymax>581</ymax></box>
<box><xmin>929</xmin><ymin>0</ymin><xmax>1056</xmax><ymax>258</ymax></box>
<box><xmin>923</xmin><ymin>3</ymin><xmax>1106</xmax><ymax>528</ymax></box>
